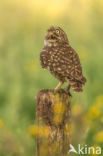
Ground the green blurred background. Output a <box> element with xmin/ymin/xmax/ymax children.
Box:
<box><xmin>0</xmin><ymin>0</ymin><xmax>103</xmax><ymax>155</ymax></box>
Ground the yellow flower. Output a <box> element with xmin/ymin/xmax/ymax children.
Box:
<box><xmin>95</xmin><ymin>95</ymin><xmax>103</xmax><ymax>108</ymax></box>
<box><xmin>0</xmin><ymin>118</ymin><xmax>3</xmax><ymax>127</ymax></box>
<box><xmin>94</xmin><ymin>131</ymin><xmax>103</xmax><ymax>143</ymax></box>
<box><xmin>29</xmin><ymin>125</ymin><xmax>50</xmax><ymax>137</ymax></box>
<box><xmin>29</xmin><ymin>125</ymin><xmax>39</xmax><ymax>136</ymax></box>
<box><xmin>52</xmin><ymin>115</ymin><xmax>62</xmax><ymax>125</ymax></box>
<box><xmin>88</xmin><ymin>106</ymin><xmax>100</xmax><ymax>119</ymax></box>
<box><xmin>87</xmin><ymin>95</ymin><xmax>103</xmax><ymax>120</ymax></box>
<box><xmin>53</xmin><ymin>103</ymin><xmax>66</xmax><ymax>114</ymax></box>
<box><xmin>39</xmin><ymin>126</ymin><xmax>50</xmax><ymax>137</ymax></box>
<box><xmin>51</xmin><ymin>93</ymin><xmax>67</xmax><ymax>125</ymax></box>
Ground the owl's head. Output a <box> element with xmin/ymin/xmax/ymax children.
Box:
<box><xmin>44</xmin><ymin>26</ymin><xmax>69</xmax><ymax>46</ymax></box>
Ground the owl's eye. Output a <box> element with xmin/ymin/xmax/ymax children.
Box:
<box><xmin>56</xmin><ymin>29</ymin><xmax>60</xmax><ymax>34</ymax></box>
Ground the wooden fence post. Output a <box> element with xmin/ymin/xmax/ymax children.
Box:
<box><xmin>36</xmin><ymin>89</ymin><xmax>71</xmax><ymax>156</ymax></box>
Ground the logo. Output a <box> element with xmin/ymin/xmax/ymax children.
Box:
<box><xmin>68</xmin><ymin>144</ymin><xmax>101</xmax><ymax>155</ymax></box>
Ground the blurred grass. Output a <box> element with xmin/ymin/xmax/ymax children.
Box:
<box><xmin>0</xmin><ymin>0</ymin><xmax>103</xmax><ymax>155</ymax></box>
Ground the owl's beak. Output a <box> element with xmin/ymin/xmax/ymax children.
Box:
<box><xmin>45</xmin><ymin>32</ymin><xmax>57</xmax><ymax>42</ymax></box>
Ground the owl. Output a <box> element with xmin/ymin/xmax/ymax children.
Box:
<box><xmin>40</xmin><ymin>26</ymin><xmax>86</xmax><ymax>92</ymax></box>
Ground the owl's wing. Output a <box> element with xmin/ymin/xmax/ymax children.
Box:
<box><xmin>40</xmin><ymin>48</ymin><xmax>50</xmax><ymax>69</ymax></box>
<box><xmin>59</xmin><ymin>46</ymin><xmax>86</xmax><ymax>83</ymax></box>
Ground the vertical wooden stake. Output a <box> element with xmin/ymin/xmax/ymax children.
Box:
<box><xmin>36</xmin><ymin>89</ymin><xmax>71</xmax><ymax>156</ymax></box>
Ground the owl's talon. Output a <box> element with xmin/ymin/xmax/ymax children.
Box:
<box><xmin>64</xmin><ymin>89</ymin><xmax>72</xmax><ymax>96</ymax></box>
<box><xmin>64</xmin><ymin>85</ymin><xmax>72</xmax><ymax>96</ymax></box>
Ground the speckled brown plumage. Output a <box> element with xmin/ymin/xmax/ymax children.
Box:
<box><xmin>40</xmin><ymin>26</ymin><xmax>86</xmax><ymax>92</ymax></box>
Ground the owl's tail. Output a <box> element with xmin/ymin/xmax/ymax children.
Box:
<box><xmin>69</xmin><ymin>77</ymin><xmax>86</xmax><ymax>92</ymax></box>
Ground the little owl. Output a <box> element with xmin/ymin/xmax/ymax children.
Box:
<box><xmin>40</xmin><ymin>26</ymin><xmax>86</xmax><ymax>92</ymax></box>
